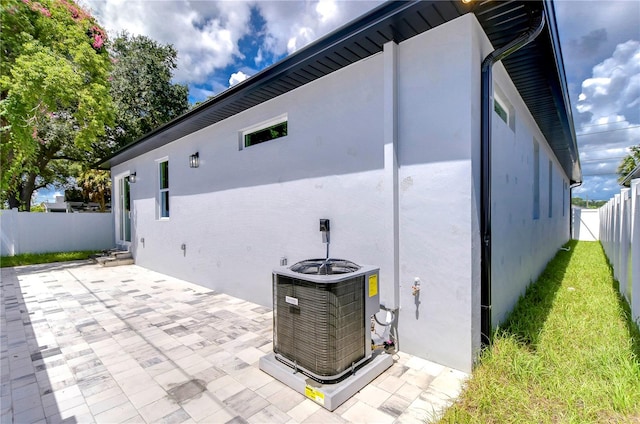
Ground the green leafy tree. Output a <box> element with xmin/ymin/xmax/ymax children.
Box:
<box><xmin>107</xmin><ymin>32</ymin><xmax>188</xmax><ymax>150</ymax></box>
<box><xmin>30</xmin><ymin>203</ymin><xmax>46</xmax><ymax>212</ymax></box>
<box><xmin>617</xmin><ymin>145</ymin><xmax>640</xmax><ymax>186</ymax></box>
<box><xmin>76</xmin><ymin>169</ymin><xmax>110</xmax><ymax>211</ymax></box>
<box><xmin>0</xmin><ymin>0</ymin><xmax>114</xmax><ymax>211</ymax></box>
<box><xmin>571</xmin><ymin>197</ymin><xmax>606</xmax><ymax>209</ymax></box>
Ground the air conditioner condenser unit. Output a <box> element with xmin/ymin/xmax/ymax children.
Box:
<box><xmin>259</xmin><ymin>258</ymin><xmax>393</xmax><ymax>411</ymax></box>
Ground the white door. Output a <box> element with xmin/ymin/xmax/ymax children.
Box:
<box><xmin>117</xmin><ymin>174</ymin><xmax>132</xmax><ymax>245</ymax></box>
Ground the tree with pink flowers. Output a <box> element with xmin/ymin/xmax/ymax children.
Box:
<box><xmin>1</xmin><ymin>0</ymin><xmax>114</xmax><ymax>210</ymax></box>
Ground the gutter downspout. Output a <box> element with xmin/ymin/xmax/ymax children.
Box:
<box><xmin>480</xmin><ymin>10</ymin><xmax>546</xmax><ymax>346</ymax></box>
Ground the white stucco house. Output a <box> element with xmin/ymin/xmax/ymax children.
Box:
<box><xmin>99</xmin><ymin>0</ymin><xmax>581</xmax><ymax>373</ymax></box>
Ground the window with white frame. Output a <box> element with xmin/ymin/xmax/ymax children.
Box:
<box><xmin>241</xmin><ymin>115</ymin><xmax>288</xmax><ymax>149</ymax></box>
<box><xmin>158</xmin><ymin>159</ymin><xmax>169</xmax><ymax>218</ymax></box>
<box><xmin>494</xmin><ymin>96</ymin><xmax>509</xmax><ymax>125</ymax></box>
<box><xmin>493</xmin><ymin>88</ymin><xmax>515</xmax><ymax>130</ymax></box>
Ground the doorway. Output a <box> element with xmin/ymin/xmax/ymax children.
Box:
<box><xmin>117</xmin><ymin>174</ymin><xmax>132</xmax><ymax>245</ymax></box>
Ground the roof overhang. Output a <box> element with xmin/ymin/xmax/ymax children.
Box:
<box><xmin>98</xmin><ymin>0</ymin><xmax>581</xmax><ymax>184</ymax></box>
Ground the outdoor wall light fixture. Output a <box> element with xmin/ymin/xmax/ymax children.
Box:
<box><xmin>189</xmin><ymin>152</ymin><xmax>199</xmax><ymax>168</ymax></box>
<box><xmin>129</xmin><ymin>172</ymin><xmax>137</xmax><ymax>183</ymax></box>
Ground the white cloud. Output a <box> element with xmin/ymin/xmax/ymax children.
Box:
<box><xmin>81</xmin><ymin>0</ymin><xmax>382</xmax><ymax>101</ymax></box>
<box><xmin>254</xmin><ymin>47</ymin><xmax>264</xmax><ymax>66</ymax></box>
<box><xmin>554</xmin><ymin>1</ymin><xmax>639</xmax><ymax>198</ymax></box>
<box><xmin>577</xmin><ymin>40</ymin><xmax>640</xmax><ymax>121</ymax></box>
<box><xmin>555</xmin><ymin>0</ymin><xmax>640</xmax><ymax>86</ymax></box>
<box><xmin>84</xmin><ymin>0</ymin><xmax>252</xmax><ymax>84</ymax></box>
<box><xmin>575</xmin><ymin>40</ymin><xmax>640</xmax><ymax>198</ymax></box>
<box><xmin>229</xmin><ymin>71</ymin><xmax>250</xmax><ymax>87</ymax></box>
<box><xmin>316</xmin><ymin>0</ymin><xmax>338</xmax><ymax>23</ymax></box>
<box><xmin>256</xmin><ymin>0</ymin><xmax>382</xmax><ymax>56</ymax></box>
<box><xmin>572</xmin><ymin>175</ymin><xmax>621</xmax><ymax>200</ymax></box>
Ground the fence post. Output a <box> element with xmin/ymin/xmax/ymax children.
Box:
<box><xmin>619</xmin><ymin>189</ymin><xmax>630</xmax><ymax>300</ymax></box>
<box><xmin>631</xmin><ymin>180</ymin><xmax>639</xmax><ymax>326</ymax></box>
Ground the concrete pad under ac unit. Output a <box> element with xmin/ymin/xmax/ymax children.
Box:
<box><xmin>259</xmin><ymin>351</ymin><xmax>393</xmax><ymax>411</ymax></box>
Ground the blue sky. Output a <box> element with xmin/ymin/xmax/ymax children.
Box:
<box><xmin>55</xmin><ymin>0</ymin><xmax>639</xmax><ymax>203</ymax></box>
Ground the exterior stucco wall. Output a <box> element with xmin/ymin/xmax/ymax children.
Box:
<box><xmin>489</xmin><ymin>57</ymin><xmax>571</xmax><ymax>326</ymax></box>
<box><xmin>113</xmin><ymin>52</ymin><xmax>389</xmax><ymax>310</ymax></box>
<box><xmin>396</xmin><ymin>14</ymin><xmax>479</xmax><ymax>372</ymax></box>
<box><xmin>110</xmin><ymin>13</ymin><xmax>573</xmax><ymax>373</ymax></box>
<box><xmin>112</xmin><ymin>15</ymin><xmax>482</xmax><ymax>373</ymax></box>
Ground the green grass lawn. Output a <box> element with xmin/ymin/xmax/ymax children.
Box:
<box><xmin>440</xmin><ymin>241</ymin><xmax>640</xmax><ymax>423</ymax></box>
<box><xmin>0</xmin><ymin>250</ymin><xmax>100</xmax><ymax>267</ymax></box>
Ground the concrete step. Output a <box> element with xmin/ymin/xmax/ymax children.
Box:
<box><xmin>112</xmin><ymin>251</ymin><xmax>133</xmax><ymax>260</ymax></box>
<box><xmin>104</xmin><ymin>258</ymin><xmax>135</xmax><ymax>267</ymax></box>
<box><xmin>93</xmin><ymin>249</ymin><xmax>133</xmax><ymax>267</ymax></box>
<box><xmin>94</xmin><ymin>256</ymin><xmax>135</xmax><ymax>267</ymax></box>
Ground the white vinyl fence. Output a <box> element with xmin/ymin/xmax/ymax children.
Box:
<box><xmin>572</xmin><ymin>207</ymin><xmax>600</xmax><ymax>241</ymax></box>
<box><xmin>599</xmin><ymin>179</ymin><xmax>640</xmax><ymax>328</ymax></box>
<box><xmin>1</xmin><ymin>209</ymin><xmax>115</xmax><ymax>256</ymax></box>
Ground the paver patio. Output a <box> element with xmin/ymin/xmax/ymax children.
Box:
<box><xmin>1</xmin><ymin>261</ymin><xmax>467</xmax><ymax>423</ymax></box>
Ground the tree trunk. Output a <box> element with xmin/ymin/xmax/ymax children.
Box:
<box><xmin>7</xmin><ymin>190</ymin><xmax>21</xmax><ymax>210</ymax></box>
<box><xmin>20</xmin><ymin>172</ymin><xmax>37</xmax><ymax>212</ymax></box>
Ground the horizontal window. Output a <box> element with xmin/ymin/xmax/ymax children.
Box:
<box><xmin>243</xmin><ymin>119</ymin><xmax>287</xmax><ymax>148</ymax></box>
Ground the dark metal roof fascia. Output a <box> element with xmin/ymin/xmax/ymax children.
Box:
<box><xmin>98</xmin><ymin>0</ymin><xmax>470</xmax><ymax>169</ymax></box>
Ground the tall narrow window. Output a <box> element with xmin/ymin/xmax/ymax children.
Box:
<box><xmin>159</xmin><ymin>160</ymin><xmax>169</xmax><ymax>218</ymax></box>
<box><xmin>548</xmin><ymin>160</ymin><xmax>553</xmax><ymax>218</ymax></box>
<box><xmin>533</xmin><ymin>140</ymin><xmax>540</xmax><ymax>220</ymax></box>
<box><xmin>563</xmin><ymin>181</ymin><xmax>567</xmax><ymax>217</ymax></box>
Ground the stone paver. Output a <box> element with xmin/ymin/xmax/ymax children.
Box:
<box><xmin>0</xmin><ymin>261</ymin><xmax>467</xmax><ymax>423</ymax></box>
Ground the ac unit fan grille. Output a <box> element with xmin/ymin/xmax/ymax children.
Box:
<box><xmin>289</xmin><ymin>259</ymin><xmax>360</xmax><ymax>275</ymax></box>
<box><xmin>273</xmin><ymin>275</ymin><xmax>365</xmax><ymax>378</ymax></box>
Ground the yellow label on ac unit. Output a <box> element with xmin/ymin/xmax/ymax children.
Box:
<box><xmin>369</xmin><ymin>274</ymin><xmax>378</xmax><ymax>297</ymax></box>
<box><xmin>305</xmin><ymin>385</ymin><xmax>325</xmax><ymax>405</ymax></box>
